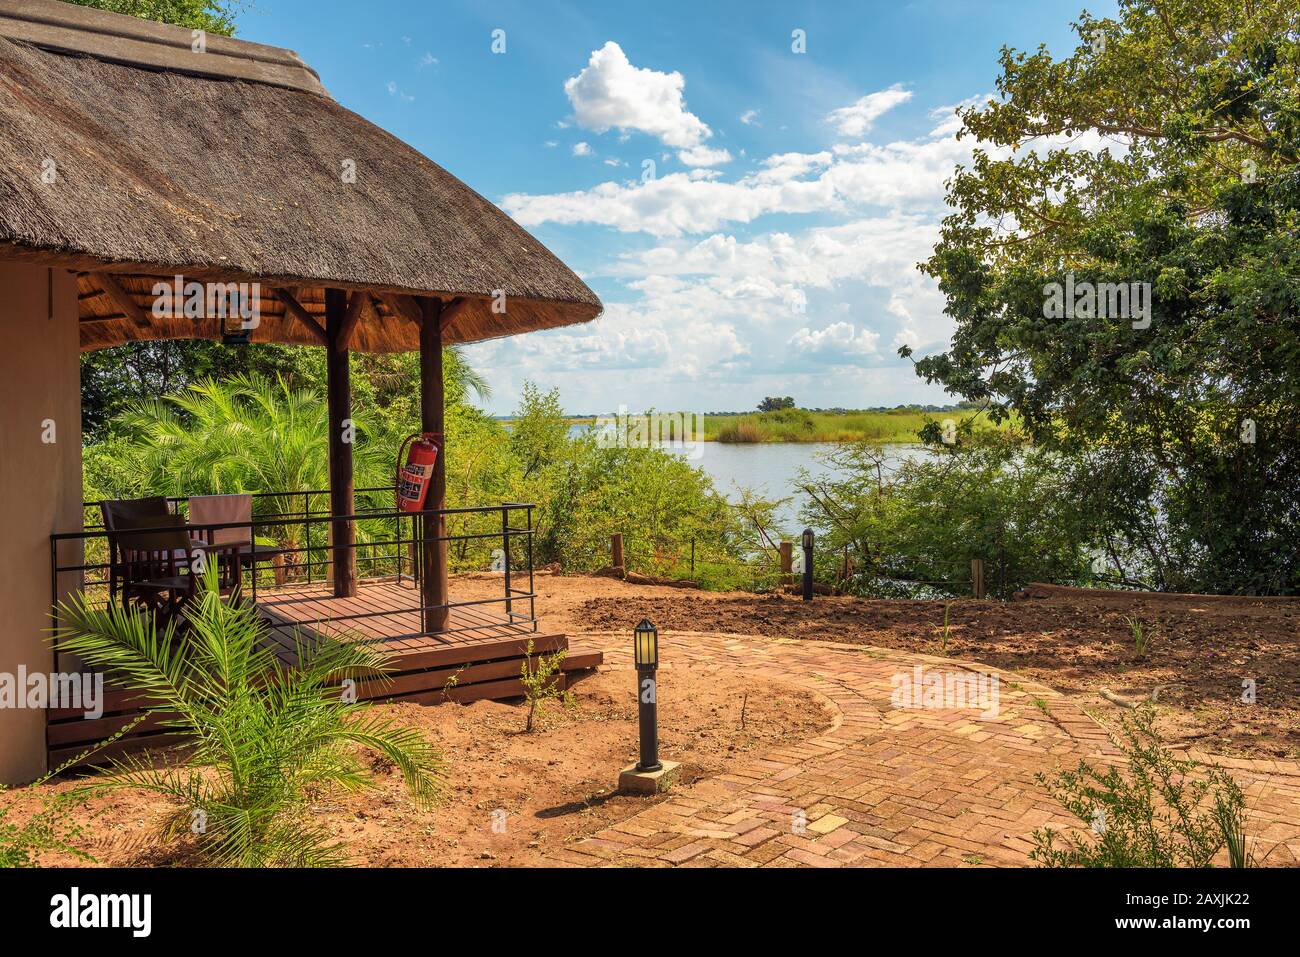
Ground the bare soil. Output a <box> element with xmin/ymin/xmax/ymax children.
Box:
<box><xmin>515</xmin><ymin>573</ymin><xmax>1299</xmax><ymax>760</ymax></box>
<box><xmin>4</xmin><ymin>662</ymin><xmax>830</xmax><ymax>867</ymax></box>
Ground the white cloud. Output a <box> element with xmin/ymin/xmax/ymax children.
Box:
<box><xmin>826</xmin><ymin>84</ymin><xmax>912</xmax><ymax>138</ymax></box>
<box><xmin>385</xmin><ymin>80</ymin><xmax>414</xmax><ymax>102</ymax></box>
<box><xmin>677</xmin><ymin>145</ymin><xmax>733</xmax><ymax>167</ymax></box>
<box><xmin>418</xmin><ymin>52</ymin><xmax>438</xmax><ymax>70</ymax></box>
<box><xmin>486</xmin><ymin>90</ymin><xmax>1125</xmax><ymax>412</ymax></box>
<box><xmin>788</xmin><ymin>322</ymin><xmax>881</xmax><ymax>361</ymax></box>
<box><xmin>564</xmin><ymin>41</ymin><xmax>713</xmax><ymax>149</ymax></box>
<box><xmin>572</xmin><ymin>142</ymin><xmax>593</xmax><ymax>157</ymax></box>
<box><xmin>739</xmin><ymin>109</ymin><xmax>760</xmax><ymax>126</ymax></box>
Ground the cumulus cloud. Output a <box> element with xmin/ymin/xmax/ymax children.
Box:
<box><xmin>565</xmin><ymin>41</ymin><xmax>712</xmax><ymax>148</ymax></box>
<box><xmin>826</xmin><ymin>84</ymin><xmax>913</xmax><ymax>138</ymax></box>
<box><xmin>677</xmin><ymin>145</ymin><xmax>733</xmax><ymax>167</ymax></box>
<box><xmin>572</xmin><ymin>142</ymin><xmax>593</xmax><ymax>157</ymax></box>
<box><xmin>739</xmin><ymin>109</ymin><xmax>760</xmax><ymax>126</ymax></box>
<box><xmin>788</xmin><ymin>322</ymin><xmax>881</xmax><ymax>361</ymax></box>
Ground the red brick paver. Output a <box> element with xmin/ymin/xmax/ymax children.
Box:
<box><xmin>551</xmin><ymin>631</ymin><xmax>1300</xmax><ymax>868</ymax></box>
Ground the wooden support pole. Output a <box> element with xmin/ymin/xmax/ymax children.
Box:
<box><xmin>971</xmin><ymin>558</ymin><xmax>986</xmax><ymax>600</ymax></box>
<box><xmin>779</xmin><ymin>541</ymin><xmax>794</xmax><ymax>585</ymax></box>
<box><xmin>419</xmin><ymin>297</ymin><xmax>450</xmax><ymax>631</ymax></box>
<box><xmin>611</xmin><ymin>533</ymin><xmax>624</xmax><ymax>571</ymax></box>
<box><xmin>326</xmin><ymin>288</ymin><xmax>357</xmax><ymax>598</ymax></box>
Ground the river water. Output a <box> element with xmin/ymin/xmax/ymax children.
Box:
<box><xmin>692</xmin><ymin>442</ymin><xmax>926</xmax><ymax>533</ymax></box>
<box><xmin>563</xmin><ymin>424</ymin><xmax>929</xmax><ymax>533</ymax></box>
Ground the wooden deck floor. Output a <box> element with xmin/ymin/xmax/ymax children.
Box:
<box><xmin>47</xmin><ymin>577</ymin><xmax>602</xmax><ymax>768</ymax></box>
<box><xmin>257</xmin><ymin>578</ymin><xmax>539</xmax><ymax>665</ymax></box>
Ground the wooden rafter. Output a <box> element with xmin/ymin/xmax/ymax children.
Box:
<box><xmin>337</xmin><ymin>290</ymin><xmax>366</xmax><ymax>349</ymax></box>
<box><xmin>272</xmin><ymin>287</ymin><xmax>327</xmax><ymax>344</ymax></box>
<box><xmin>89</xmin><ymin>271</ymin><xmax>151</xmax><ymax>328</ymax></box>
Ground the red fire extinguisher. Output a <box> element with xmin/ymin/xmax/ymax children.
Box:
<box><xmin>396</xmin><ymin>432</ymin><xmax>442</xmax><ymax>512</ymax></box>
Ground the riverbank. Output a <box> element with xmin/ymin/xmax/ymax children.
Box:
<box><xmin>523</xmin><ymin>408</ymin><xmax>1006</xmax><ymax>444</ymax></box>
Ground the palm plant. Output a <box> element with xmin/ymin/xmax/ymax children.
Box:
<box><xmin>53</xmin><ymin>572</ymin><xmax>441</xmax><ymax>866</ymax></box>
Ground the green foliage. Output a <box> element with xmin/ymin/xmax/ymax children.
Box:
<box><xmin>0</xmin><ymin>790</ymin><xmax>93</xmax><ymax>868</ymax></box>
<box><xmin>53</xmin><ymin>572</ymin><xmax>442</xmax><ymax>867</ymax></box>
<box><xmin>799</xmin><ymin>439</ymin><xmax>1093</xmax><ymax>597</ymax></box>
<box><xmin>82</xmin><ymin>361</ymin><xmax>767</xmax><ymax>590</ymax></box>
<box><xmin>704</xmin><ymin>408</ymin><xmax>1005</xmax><ymax>444</ymax></box>
<box><xmin>500</xmin><ymin>384</ymin><xmax>755</xmax><ymax>589</ymax></box>
<box><xmin>64</xmin><ymin>0</ymin><xmax>242</xmax><ymax>35</ymax></box>
<box><xmin>914</xmin><ymin>0</ymin><xmax>1300</xmax><ymax>594</ymax></box>
<box><xmin>757</xmin><ymin>396</ymin><xmax>796</xmax><ymax>412</ymax></box>
<box><xmin>938</xmin><ymin>603</ymin><xmax>952</xmax><ymax>655</ymax></box>
<box><xmin>519</xmin><ymin>639</ymin><xmax>572</xmax><ymax>733</ymax></box>
<box><xmin>81</xmin><ymin>342</ymin><xmax>306</xmax><ymax>439</ymax></box>
<box><xmin>1125</xmin><ymin>616</ymin><xmax>1151</xmax><ymax>659</ymax></box>
<box><xmin>1030</xmin><ymin>708</ymin><xmax>1250</xmax><ymax>867</ymax></box>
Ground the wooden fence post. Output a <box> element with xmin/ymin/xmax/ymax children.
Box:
<box><xmin>971</xmin><ymin>558</ymin><xmax>986</xmax><ymax>600</ymax></box>
<box><xmin>780</xmin><ymin>541</ymin><xmax>794</xmax><ymax>585</ymax></box>
<box><xmin>612</xmin><ymin>533</ymin><xmax>625</xmax><ymax>571</ymax></box>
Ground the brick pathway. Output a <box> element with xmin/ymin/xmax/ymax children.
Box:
<box><xmin>550</xmin><ymin>631</ymin><xmax>1300</xmax><ymax>868</ymax></box>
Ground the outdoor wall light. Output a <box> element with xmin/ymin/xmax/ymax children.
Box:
<box><xmin>634</xmin><ymin>617</ymin><xmax>659</xmax><ymax>669</ymax></box>
<box><xmin>801</xmin><ymin>528</ymin><xmax>815</xmax><ymax>601</ymax></box>
<box><xmin>633</xmin><ymin>618</ymin><xmax>661</xmax><ymax>772</ymax></box>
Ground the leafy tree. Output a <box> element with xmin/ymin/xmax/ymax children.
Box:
<box><xmin>799</xmin><ymin>439</ymin><xmax>1093</xmax><ymax>597</ymax></box>
<box><xmin>64</xmin><ymin>0</ymin><xmax>241</xmax><ymax>35</ymax></box>
<box><xmin>757</xmin><ymin>396</ymin><xmax>796</xmax><ymax>412</ymax></box>
<box><xmin>81</xmin><ymin>342</ymin><xmax>308</xmax><ymax>439</ymax></box>
<box><xmin>509</xmin><ymin>381</ymin><xmax>570</xmax><ymax>480</ymax></box>
<box><xmin>911</xmin><ymin>0</ymin><xmax>1300</xmax><ymax>593</ymax></box>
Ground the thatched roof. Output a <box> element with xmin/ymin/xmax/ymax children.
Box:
<box><xmin>0</xmin><ymin>0</ymin><xmax>601</xmax><ymax>353</ymax></box>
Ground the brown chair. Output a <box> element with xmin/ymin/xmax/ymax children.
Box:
<box><xmin>101</xmin><ymin>497</ymin><xmax>175</xmax><ymax>606</ymax></box>
<box><xmin>108</xmin><ymin>512</ymin><xmax>199</xmax><ymax>619</ymax></box>
<box><xmin>187</xmin><ymin>494</ymin><xmax>253</xmax><ymax>547</ymax></box>
<box><xmin>102</xmin><ymin>500</ymin><xmax>242</xmax><ymax>619</ymax></box>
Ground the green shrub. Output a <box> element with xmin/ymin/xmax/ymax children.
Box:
<box><xmin>54</xmin><ymin>571</ymin><xmax>442</xmax><ymax>867</ymax></box>
<box><xmin>1030</xmin><ymin>708</ymin><xmax>1250</xmax><ymax>867</ymax></box>
<box><xmin>519</xmin><ymin>639</ymin><xmax>573</xmax><ymax>733</ymax></box>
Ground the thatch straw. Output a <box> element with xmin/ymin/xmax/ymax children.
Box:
<box><xmin>0</xmin><ymin>1</ymin><xmax>601</xmax><ymax>352</ymax></box>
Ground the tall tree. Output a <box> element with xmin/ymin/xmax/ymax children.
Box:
<box><xmin>912</xmin><ymin>0</ymin><xmax>1300</xmax><ymax>593</ymax></box>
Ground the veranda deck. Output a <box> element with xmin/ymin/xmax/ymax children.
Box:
<box><xmin>46</xmin><ymin>577</ymin><xmax>602</xmax><ymax>768</ymax></box>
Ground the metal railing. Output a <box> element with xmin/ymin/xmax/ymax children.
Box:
<box><xmin>53</xmin><ymin>495</ymin><xmax>538</xmax><ymax>655</ymax></box>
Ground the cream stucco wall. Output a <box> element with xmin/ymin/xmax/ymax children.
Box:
<box><xmin>0</xmin><ymin>263</ymin><xmax>82</xmax><ymax>784</ymax></box>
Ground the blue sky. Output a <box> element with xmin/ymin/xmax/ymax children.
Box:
<box><xmin>242</xmin><ymin>0</ymin><xmax>1115</xmax><ymax>415</ymax></box>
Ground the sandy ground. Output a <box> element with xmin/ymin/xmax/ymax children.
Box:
<box><xmin>5</xmin><ymin>571</ymin><xmax>1295</xmax><ymax>867</ymax></box>
<box><xmin>507</xmin><ymin>573</ymin><xmax>1298</xmax><ymax>760</ymax></box>
<box><xmin>4</xmin><ymin>660</ymin><xmax>831</xmax><ymax>867</ymax></box>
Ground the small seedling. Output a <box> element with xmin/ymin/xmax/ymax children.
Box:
<box><xmin>520</xmin><ymin>639</ymin><xmax>573</xmax><ymax>733</ymax></box>
<box><xmin>937</xmin><ymin>603</ymin><xmax>953</xmax><ymax>655</ymax></box>
<box><xmin>1125</xmin><ymin>616</ymin><xmax>1151</xmax><ymax>659</ymax></box>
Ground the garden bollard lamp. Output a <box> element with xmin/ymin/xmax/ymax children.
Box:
<box><xmin>633</xmin><ymin>618</ymin><xmax>662</xmax><ymax>772</ymax></box>
<box><xmin>801</xmin><ymin>528</ymin><xmax>815</xmax><ymax>601</ymax></box>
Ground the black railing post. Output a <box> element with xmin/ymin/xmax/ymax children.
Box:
<box><xmin>527</xmin><ymin>505</ymin><xmax>536</xmax><ymax>630</ymax></box>
<box><xmin>502</xmin><ymin>506</ymin><xmax>513</xmax><ymax>617</ymax></box>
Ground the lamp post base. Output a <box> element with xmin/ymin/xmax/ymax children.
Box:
<box><xmin>618</xmin><ymin>759</ymin><xmax>680</xmax><ymax>795</ymax></box>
